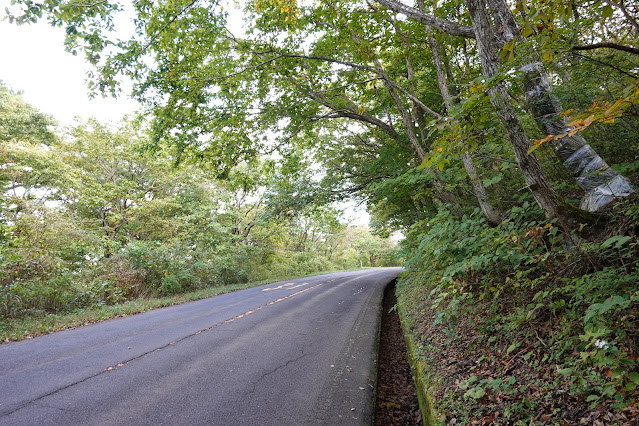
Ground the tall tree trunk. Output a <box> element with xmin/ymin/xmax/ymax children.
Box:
<box><xmin>465</xmin><ymin>0</ymin><xmax>570</xmax><ymax>228</ymax></box>
<box><xmin>487</xmin><ymin>0</ymin><xmax>634</xmax><ymax>211</ymax></box>
<box><xmin>427</xmin><ymin>30</ymin><xmax>504</xmax><ymax>225</ymax></box>
<box><xmin>403</xmin><ymin>38</ymin><xmax>429</xmax><ymax>148</ymax></box>
<box><xmin>376</xmin><ymin>0</ymin><xmax>633</xmax><ymax>211</ymax></box>
<box><xmin>521</xmin><ymin>62</ymin><xmax>633</xmax><ymax>211</ymax></box>
<box><xmin>366</xmin><ymin>51</ymin><xmax>459</xmax><ymax>206</ymax></box>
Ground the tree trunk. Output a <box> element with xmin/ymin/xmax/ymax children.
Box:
<box><xmin>521</xmin><ymin>63</ymin><xmax>633</xmax><ymax>211</ymax></box>
<box><xmin>461</xmin><ymin>151</ymin><xmax>504</xmax><ymax>224</ymax></box>
<box><xmin>465</xmin><ymin>0</ymin><xmax>570</xmax><ymax>228</ymax></box>
<box><xmin>376</xmin><ymin>0</ymin><xmax>633</xmax><ymax>211</ymax></box>
<box><xmin>487</xmin><ymin>0</ymin><xmax>633</xmax><ymax>211</ymax></box>
<box><xmin>403</xmin><ymin>38</ymin><xmax>429</xmax><ymax>148</ymax></box>
<box><xmin>427</xmin><ymin>30</ymin><xmax>504</xmax><ymax>225</ymax></box>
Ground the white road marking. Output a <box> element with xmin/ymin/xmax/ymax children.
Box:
<box><xmin>262</xmin><ymin>282</ymin><xmax>310</xmax><ymax>291</ymax></box>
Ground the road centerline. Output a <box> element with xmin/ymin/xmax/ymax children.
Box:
<box><xmin>1</xmin><ymin>282</ymin><xmax>325</xmax><ymax>419</ymax></box>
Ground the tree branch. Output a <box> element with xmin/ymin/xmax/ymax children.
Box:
<box><xmin>572</xmin><ymin>42</ymin><xmax>639</xmax><ymax>56</ymax></box>
<box><xmin>70</xmin><ymin>0</ymin><xmax>109</xmax><ymax>8</ymax></box>
<box><xmin>200</xmin><ymin>55</ymin><xmax>285</xmax><ymax>82</ymax></box>
<box><xmin>600</xmin><ymin>0</ymin><xmax>639</xmax><ymax>35</ymax></box>
<box><xmin>134</xmin><ymin>0</ymin><xmax>207</xmax><ymax>58</ymax></box>
<box><xmin>374</xmin><ymin>0</ymin><xmax>476</xmax><ymax>38</ymax></box>
<box><xmin>571</xmin><ymin>52</ymin><xmax>638</xmax><ymax>78</ymax></box>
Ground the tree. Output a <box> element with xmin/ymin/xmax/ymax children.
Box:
<box><xmin>0</xmin><ymin>83</ymin><xmax>59</xmax><ymax>243</ymax></box>
<box><xmin>5</xmin><ymin>0</ymin><xmax>636</xmax><ymax>230</ymax></box>
<box><xmin>3</xmin><ymin>0</ymin><xmax>505</xmax><ymax>224</ymax></box>
<box><xmin>375</xmin><ymin>0</ymin><xmax>634</xmax><ymax>213</ymax></box>
<box><xmin>0</xmin><ymin>82</ymin><xmax>56</xmax><ymax>144</ymax></box>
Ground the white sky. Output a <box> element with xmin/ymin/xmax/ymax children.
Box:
<box><xmin>0</xmin><ymin>15</ymin><xmax>140</xmax><ymax>126</ymax></box>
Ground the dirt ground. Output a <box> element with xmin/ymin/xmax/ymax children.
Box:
<box><xmin>375</xmin><ymin>284</ymin><xmax>423</xmax><ymax>425</ymax></box>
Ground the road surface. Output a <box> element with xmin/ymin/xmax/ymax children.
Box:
<box><xmin>0</xmin><ymin>268</ymin><xmax>403</xmax><ymax>425</ymax></box>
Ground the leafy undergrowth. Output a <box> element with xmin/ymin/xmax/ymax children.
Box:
<box><xmin>397</xmin><ymin>203</ymin><xmax>639</xmax><ymax>425</ymax></box>
<box><xmin>0</xmin><ymin>269</ymin><xmax>356</xmax><ymax>343</ymax></box>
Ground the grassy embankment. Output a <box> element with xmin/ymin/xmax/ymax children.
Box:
<box><xmin>395</xmin><ymin>206</ymin><xmax>639</xmax><ymax>424</ymax></box>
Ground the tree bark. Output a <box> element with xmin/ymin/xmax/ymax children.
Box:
<box><xmin>403</xmin><ymin>38</ymin><xmax>429</xmax><ymax>148</ymax></box>
<box><xmin>375</xmin><ymin>0</ymin><xmax>475</xmax><ymax>38</ymax></box>
<box><xmin>485</xmin><ymin>0</ymin><xmax>634</xmax><ymax>211</ymax></box>
<box><xmin>427</xmin><ymin>30</ymin><xmax>504</xmax><ymax>225</ymax></box>
<box><xmin>377</xmin><ymin>0</ymin><xmax>633</xmax><ymax>211</ymax></box>
<box><xmin>465</xmin><ymin>0</ymin><xmax>569</xmax><ymax>227</ymax></box>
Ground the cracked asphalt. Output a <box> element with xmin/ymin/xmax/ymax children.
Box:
<box><xmin>0</xmin><ymin>268</ymin><xmax>403</xmax><ymax>425</ymax></box>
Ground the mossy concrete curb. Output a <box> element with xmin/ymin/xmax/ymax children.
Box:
<box><xmin>397</xmin><ymin>304</ymin><xmax>440</xmax><ymax>425</ymax></box>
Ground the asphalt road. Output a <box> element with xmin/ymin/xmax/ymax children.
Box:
<box><xmin>0</xmin><ymin>268</ymin><xmax>403</xmax><ymax>425</ymax></box>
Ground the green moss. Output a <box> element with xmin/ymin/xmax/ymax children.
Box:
<box><xmin>401</xmin><ymin>322</ymin><xmax>439</xmax><ymax>425</ymax></box>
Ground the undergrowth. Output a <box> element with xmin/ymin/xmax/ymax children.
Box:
<box><xmin>397</xmin><ymin>202</ymin><xmax>639</xmax><ymax>425</ymax></box>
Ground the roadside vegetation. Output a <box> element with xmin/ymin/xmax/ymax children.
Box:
<box><xmin>4</xmin><ymin>0</ymin><xmax>639</xmax><ymax>422</ymax></box>
<box><xmin>398</xmin><ymin>201</ymin><xmax>639</xmax><ymax>424</ymax></box>
<box><xmin>1</xmin><ymin>272</ymin><xmax>359</xmax><ymax>342</ymax></box>
<box><xmin>0</xmin><ymin>84</ymin><xmax>398</xmax><ymax>341</ymax></box>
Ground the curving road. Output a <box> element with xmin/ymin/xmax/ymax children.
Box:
<box><xmin>0</xmin><ymin>268</ymin><xmax>403</xmax><ymax>425</ymax></box>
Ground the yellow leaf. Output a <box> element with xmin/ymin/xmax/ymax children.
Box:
<box><xmin>583</xmin><ymin>114</ymin><xmax>595</xmax><ymax>126</ymax></box>
<box><xmin>529</xmin><ymin>134</ymin><xmax>553</xmax><ymax>153</ymax></box>
<box><xmin>558</xmin><ymin>109</ymin><xmax>574</xmax><ymax>118</ymax></box>
<box><xmin>605</xmin><ymin>99</ymin><xmax>628</xmax><ymax>115</ymax></box>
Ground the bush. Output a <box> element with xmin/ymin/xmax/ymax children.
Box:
<box><xmin>398</xmin><ymin>203</ymin><xmax>639</xmax><ymax>422</ymax></box>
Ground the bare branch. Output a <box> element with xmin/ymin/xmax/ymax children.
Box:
<box><xmin>572</xmin><ymin>42</ymin><xmax>639</xmax><ymax>56</ymax></box>
<box><xmin>200</xmin><ymin>55</ymin><xmax>285</xmax><ymax>82</ymax></box>
<box><xmin>271</xmin><ymin>52</ymin><xmax>376</xmax><ymax>73</ymax></box>
<box><xmin>374</xmin><ymin>0</ymin><xmax>476</xmax><ymax>38</ymax></box>
<box><xmin>571</xmin><ymin>52</ymin><xmax>638</xmax><ymax>78</ymax></box>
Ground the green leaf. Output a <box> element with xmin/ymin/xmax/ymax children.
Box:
<box><xmin>465</xmin><ymin>386</ymin><xmax>486</xmax><ymax>399</ymax></box>
<box><xmin>522</xmin><ymin>23</ymin><xmax>533</xmax><ymax>37</ymax></box>
<box><xmin>507</xmin><ymin>342</ymin><xmax>521</xmax><ymax>353</ymax></box>
<box><xmin>482</xmin><ymin>174</ymin><xmax>503</xmax><ymax>188</ymax></box>
<box><xmin>612</xmin><ymin>401</ymin><xmax>631</xmax><ymax>410</ymax></box>
<box><xmin>621</xmin><ymin>382</ymin><xmax>637</xmax><ymax>391</ymax></box>
<box><xmin>612</xmin><ymin>368</ymin><xmax>626</xmax><ymax>380</ymax></box>
<box><xmin>602</xmin><ymin>235</ymin><xmax>632</xmax><ymax>249</ymax></box>
<box><xmin>602</xmin><ymin>4</ymin><xmax>614</xmax><ymax>18</ymax></box>
<box><xmin>628</xmin><ymin>372</ymin><xmax>639</xmax><ymax>384</ymax></box>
